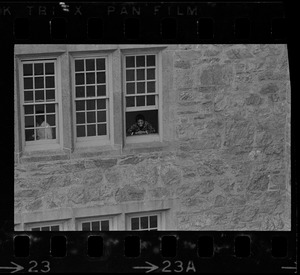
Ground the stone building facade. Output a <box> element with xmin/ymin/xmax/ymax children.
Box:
<box><xmin>14</xmin><ymin>44</ymin><xmax>291</xmax><ymax>231</ymax></box>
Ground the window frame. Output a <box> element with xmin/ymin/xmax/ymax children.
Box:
<box><xmin>76</xmin><ymin>215</ymin><xmax>116</xmax><ymax>231</ymax></box>
<box><xmin>25</xmin><ymin>221</ymin><xmax>63</xmax><ymax>231</ymax></box>
<box><xmin>125</xmin><ymin>211</ymin><xmax>164</xmax><ymax>231</ymax></box>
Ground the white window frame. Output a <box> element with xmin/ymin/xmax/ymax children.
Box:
<box><xmin>76</xmin><ymin>215</ymin><xmax>116</xmax><ymax>231</ymax></box>
<box><xmin>122</xmin><ymin>50</ymin><xmax>163</xmax><ymax>144</ymax></box>
<box><xmin>25</xmin><ymin>220</ymin><xmax>65</xmax><ymax>231</ymax></box>
<box><xmin>70</xmin><ymin>52</ymin><xmax>114</xmax><ymax>148</ymax></box>
<box><xmin>126</xmin><ymin>211</ymin><xmax>165</xmax><ymax>231</ymax></box>
<box><xmin>18</xmin><ymin>55</ymin><xmax>63</xmax><ymax>152</ymax></box>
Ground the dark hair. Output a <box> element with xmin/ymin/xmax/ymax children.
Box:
<box><xmin>136</xmin><ymin>114</ymin><xmax>145</xmax><ymax>122</ymax></box>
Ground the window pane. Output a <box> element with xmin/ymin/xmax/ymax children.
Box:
<box><xmin>126</xmin><ymin>70</ymin><xmax>135</xmax><ymax>81</ymax></box>
<box><xmin>77</xmin><ymin>125</ymin><xmax>86</xmax><ymax>137</ymax></box>
<box><xmin>101</xmin><ymin>220</ymin><xmax>109</xmax><ymax>231</ymax></box>
<box><xmin>97</xmin><ymin>99</ymin><xmax>106</xmax><ymax>109</ymax></box>
<box><xmin>75</xmin><ymin>73</ymin><xmax>84</xmax><ymax>85</ymax></box>
<box><xmin>126</xmin><ymin>97</ymin><xmax>135</xmax><ymax>107</ymax></box>
<box><xmin>136</xmin><ymin>96</ymin><xmax>145</xmax><ymax>106</ymax></box>
<box><xmin>147</xmin><ymin>81</ymin><xmax>155</xmax><ymax>93</ymax></box>
<box><xmin>24</xmin><ymin>91</ymin><xmax>34</xmax><ymax>102</ymax></box>
<box><xmin>96</xmin><ymin>58</ymin><xmax>105</xmax><ymax>70</ymax></box>
<box><xmin>91</xmin><ymin>221</ymin><xmax>100</xmax><ymax>231</ymax></box>
<box><xmin>87</xmin><ymin>100</ymin><xmax>96</xmax><ymax>110</ymax></box>
<box><xmin>82</xmin><ymin>222</ymin><xmax>90</xmax><ymax>231</ymax></box>
<box><xmin>137</xmin><ymin>82</ymin><xmax>145</xmax><ymax>94</ymax></box>
<box><xmin>31</xmin><ymin>227</ymin><xmax>40</xmax><ymax>231</ymax></box>
<box><xmin>51</xmin><ymin>225</ymin><xmax>59</xmax><ymax>231</ymax></box>
<box><xmin>23</xmin><ymin>64</ymin><xmax>33</xmax><ymax>76</ymax></box>
<box><xmin>137</xmin><ymin>69</ymin><xmax>145</xmax><ymax>80</ymax></box>
<box><xmin>86</xmin><ymin>73</ymin><xmax>95</xmax><ymax>84</ymax></box>
<box><xmin>147</xmin><ymin>69</ymin><xmax>155</xmax><ymax>80</ymax></box>
<box><xmin>147</xmin><ymin>55</ymin><xmax>155</xmax><ymax>66</ymax></box>
<box><xmin>86</xmin><ymin>59</ymin><xmax>95</xmax><ymax>71</ymax></box>
<box><xmin>147</xmin><ymin>95</ymin><xmax>155</xmax><ymax>106</ymax></box>
<box><xmin>87</xmin><ymin>112</ymin><xmax>96</xmax><ymax>123</ymax></box>
<box><xmin>76</xmin><ymin>86</ymin><xmax>85</xmax><ymax>98</ymax></box>
<box><xmin>25</xmin><ymin>129</ymin><xmax>34</xmax><ymax>141</ymax></box>
<box><xmin>46</xmin><ymin>104</ymin><xmax>55</xmax><ymax>113</ymax></box>
<box><xmin>97</xmin><ymin>72</ymin><xmax>105</xmax><ymax>84</ymax></box>
<box><xmin>75</xmin><ymin>60</ymin><xmax>84</xmax><ymax>72</ymax></box>
<box><xmin>35</xmin><ymin>104</ymin><xmax>45</xmax><ymax>114</ymax></box>
<box><xmin>35</xmin><ymin>90</ymin><xmax>44</xmax><ymax>102</ymax></box>
<box><xmin>87</xmin><ymin>124</ymin><xmax>96</xmax><ymax>136</ymax></box>
<box><xmin>87</xmin><ymin>86</ymin><xmax>95</xmax><ymax>97</ymax></box>
<box><xmin>24</xmin><ymin>105</ymin><xmax>34</xmax><ymax>114</ymax></box>
<box><xmin>46</xmin><ymin>115</ymin><xmax>55</xmax><ymax>126</ymax></box>
<box><xmin>126</xmin><ymin>56</ymin><xmax>135</xmax><ymax>68</ymax></box>
<box><xmin>136</xmin><ymin>56</ymin><xmax>145</xmax><ymax>67</ymax></box>
<box><xmin>97</xmin><ymin>85</ymin><xmax>106</xmax><ymax>96</ymax></box>
<box><xmin>97</xmin><ymin>124</ymin><xmax>107</xmax><ymax>135</ymax></box>
<box><xmin>34</xmin><ymin>63</ymin><xmax>43</xmax><ymax>75</ymax></box>
<box><xmin>126</xmin><ymin>83</ymin><xmax>135</xmax><ymax>94</ymax></box>
<box><xmin>41</xmin><ymin>226</ymin><xmax>50</xmax><ymax>231</ymax></box>
<box><xmin>46</xmin><ymin>90</ymin><xmax>55</xmax><ymax>101</ymax></box>
<box><xmin>141</xmin><ymin>217</ymin><xmax>148</xmax><ymax>229</ymax></box>
<box><xmin>150</xmin><ymin>216</ymin><xmax>157</xmax><ymax>228</ymax></box>
<box><xmin>97</xmin><ymin>111</ymin><xmax>106</xmax><ymax>122</ymax></box>
<box><xmin>76</xmin><ymin>101</ymin><xmax>85</xmax><ymax>111</ymax></box>
<box><xmin>131</xmin><ymin>218</ymin><xmax>139</xmax><ymax>230</ymax></box>
<box><xmin>24</xmin><ymin>78</ymin><xmax>33</xmax><ymax>89</ymax></box>
<box><xmin>45</xmin><ymin>63</ymin><xmax>54</xmax><ymax>74</ymax></box>
<box><xmin>46</xmin><ymin>76</ymin><xmax>55</xmax><ymax>88</ymax></box>
<box><xmin>50</xmin><ymin>127</ymin><xmax>56</xmax><ymax>139</ymax></box>
<box><xmin>25</xmin><ymin>116</ymin><xmax>34</xmax><ymax>128</ymax></box>
<box><xmin>76</xmin><ymin>112</ymin><xmax>85</xmax><ymax>124</ymax></box>
<box><xmin>35</xmin><ymin>77</ymin><xmax>44</xmax><ymax>89</ymax></box>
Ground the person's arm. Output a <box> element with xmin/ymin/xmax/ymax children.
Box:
<box><xmin>127</xmin><ymin>124</ymin><xmax>137</xmax><ymax>136</ymax></box>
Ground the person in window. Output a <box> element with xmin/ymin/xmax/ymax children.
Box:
<box><xmin>36</xmin><ymin>115</ymin><xmax>53</xmax><ymax>140</ymax></box>
<box><xmin>127</xmin><ymin>114</ymin><xmax>155</xmax><ymax>136</ymax></box>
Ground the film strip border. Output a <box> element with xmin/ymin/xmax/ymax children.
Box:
<box><xmin>0</xmin><ymin>232</ymin><xmax>296</xmax><ymax>273</ymax></box>
<box><xmin>0</xmin><ymin>2</ymin><xmax>288</xmax><ymax>42</ymax></box>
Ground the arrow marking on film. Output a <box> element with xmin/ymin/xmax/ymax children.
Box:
<box><xmin>0</xmin><ymin>262</ymin><xmax>24</xmax><ymax>273</ymax></box>
<box><xmin>133</xmin><ymin>261</ymin><xmax>159</xmax><ymax>273</ymax></box>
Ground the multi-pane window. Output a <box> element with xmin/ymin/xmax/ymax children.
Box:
<box><xmin>74</xmin><ymin>57</ymin><xmax>109</xmax><ymax>140</ymax></box>
<box><xmin>30</xmin><ymin>225</ymin><xmax>60</xmax><ymax>231</ymax></box>
<box><xmin>22</xmin><ymin>60</ymin><xmax>58</xmax><ymax>143</ymax></box>
<box><xmin>81</xmin><ymin>219</ymin><xmax>110</xmax><ymax>231</ymax></box>
<box><xmin>129</xmin><ymin>215</ymin><xmax>159</xmax><ymax>231</ymax></box>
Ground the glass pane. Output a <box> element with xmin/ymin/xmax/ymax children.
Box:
<box><xmin>101</xmin><ymin>220</ymin><xmax>109</xmax><ymax>231</ymax></box>
<box><xmin>97</xmin><ymin>99</ymin><xmax>106</xmax><ymax>109</ymax></box>
<box><xmin>126</xmin><ymin>97</ymin><xmax>135</xmax><ymax>107</ymax></box>
<box><xmin>96</xmin><ymin>58</ymin><xmax>105</xmax><ymax>70</ymax></box>
<box><xmin>150</xmin><ymin>216</ymin><xmax>157</xmax><ymax>228</ymax></box>
<box><xmin>87</xmin><ymin>124</ymin><xmax>96</xmax><ymax>136</ymax></box>
<box><xmin>41</xmin><ymin>226</ymin><xmax>50</xmax><ymax>231</ymax></box>
<box><xmin>87</xmin><ymin>100</ymin><xmax>96</xmax><ymax>110</ymax></box>
<box><xmin>86</xmin><ymin>73</ymin><xmax>95</xmax><ymax>84</ymax></box>
<box><xmin>147</xmin><ymin>95</ymin><xmax>155</xmax><ymax>106</ymax></box>
<box><xmin>137</xmin><ymin>69</ymin><xmax>145</xmax><ymax>80</ymax></box>
<box><xmin>36</xmin><ymin>115</ymin><xmax>45</xmax><ymax>127</ymax></box>
<box><xmin>76</xmin><ymin>86</ymin><xmax>85</xmax><ymax>98</ymax></box>
<box><xmin>45</xmin><ymin>63</ymin><xmax>54</xmax><ymax>74</ymax></box>
<box><xmin>131</xmin><ymin>218</ymin><xmax>139</xmax><ymax>230</ymax></box>
<box><xmin>34</xmin><ymin>63</ymin><xmax>43</xmax><ymax>75</ymax></box>
<box><xmin>147</xmin><ymin>55</ymin><xmax>155</xmax><ymax>66</ymax></box>
<box><xmin>25</xmin><ymin>116</ymin><xmax>34</xmax><ymax>128</ymax></box>
<box><xmin>23</xmin><ymin>64</ymin><xmax>33</xmax><ymax>76</ymax></box>
<box><xmin>46</xmin><ymin>115</ymin><xmax>55</xmax><ymax>126</ymax></box>
<box><xmin>75</xmin><ymin>60</ymin><xmax>84</xmax><ymax>72</ymax></box>
<box><xmin>86</xmin><ymin>86</ymin><xmax>95</xmax><ymax>97</ymax></box>
<box><xmin>35</xmin><ymin>104</ymin><xmax>45</xmax><ymax>114</ymax></box>
<box><xmin>46</xmin><ymin>76</ymin><xmax>55</xmax><ymax>88</ymax></box>
<box><xmin>91</xmin><ymin>221</ymin><xmax>100</xmax><ymax>231</ymax></box>
<box><xmin>87</xmin><ymin>112</ymin><xmax>96</xmax><ymax>123</ymax></box>
<box><xmin>77</xmin><ymin>125</ymin><xmax>86</xmax><ymax>137</ymax></box>
<box><xmin>50</xmin><ymin>128</ymin><xmax>56</xmax><ymax>139</ymax></box>
<box><xmin>126</xmin><ymin>70</ymin><xmax>135</xmax><ymax>81</ymax></box>
<box><xmin>126</xmin><ymin>83</ymin><xmax>135</xmax><ymax>94</ymax></box>
<box><xmin>97</xmin><ymin>111</ymin><xmax>106</xmax><ymax>123</ymax></box>
<box><xmin>31</xmin><ymin>227</ymin><xmax>40</xmax><ymax>231</ymax></box>
<box><xmin>136</xmin><ymin>96</ymin><xmax>145</xmax><ymax>106</ymax></box>
<box><xmin>76</xmin><ymin>112</ymin><xmax>85</xmax><ymax>124</ymax></box>
<box><xmin>35</xmin><ymin>77</ymin><xmax>44</xmax><ymax>89</ymax></box>
<box><xmin>147</xmin><ymin>69</ymin><xmax>155</xmax><ymax>80</ymax></box>
<box><xmin>97</xmin><ymin>85</ymin><xmax>106</xmax><ymax>96</ymax></box>
<box><xmin>24</xmin><ymin>91</ymin><xmax>33</xmax><ymax>102</ymax></box>
<box><xmin>75</xmin><ymin>73</ymin><xmax>84</xmax><ymax>85</ymax></box>
<box><xmin>147</xmin><ymin>81</ymin><xmax>155</xmax><ymax>93</ymax></box>
<box><xmin>82</xmin><ymin>222</ymin><xmax>90</xmax><ymax>231</ymax></box>
<box><xmin>137</xmin><ymin>82</ymin><xmax>145</xmax><ymax>94</ymax></box>
<box><xmin>51</xmin><ymin>225</ymin><xmax>59</xmax><ymax>231</ymax></box>
<box><xmin>97</xmin><ymin>72</ymin><xmax>105</xmax><ymax>84</ymax></box>
<box><xmin>24</xmin><ymin>105</ymin><xmax>34</xmax><ymax>114</ymax></box>
<box><xmin>126</xmin><ymin>56</ymin><xmax>135</xmax><ymax>68</ymax></box>
<box><xmin>46</xmin><ymin>104</ymin><xmax>55</xmax><ymax>113</ymax></box>
<box><xmin>24</xmin><ymin>78</ymin><xmax>33</xmax><ymax>89</ymax></box>
<box><xmin>25</xmin><ymin>129</ymin><xmax>34</xmax><ymax>141</ymax></box>
<box><xmin>136</xmin><ymin>56</ymin><xmax>145</xmax><ymax>67</ymax></box>
<box><xmin>46</xmin><ymin>90</ymin><xmax>55</xmax><ymax>101</ymax></box>
<box><xmin>86</xmin><ymin>59</ymin><xmax>95</xmax><ymax>71</ymax></box>
<box><xmin>141</xmin><ymin>217</ymin><xmax>148</xmax><ymax>229</ymax></box>
<box><xmin>97</xmin><ymin>124</ymin><xmax>107</xmax><ymax>135</ymax></box>
<box><xmin>35</xmin><ymin>90</ymin><xmax>44</xmax><ymax>102</ymax></box>
<box><xmin>76</xmin><ymin>101</ymin><xmax>85</xmax><ymax>111</ymax></box>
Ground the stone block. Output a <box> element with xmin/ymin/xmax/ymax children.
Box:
<box><xmin>199</xmin><ymin>64</ymin><xmax>233</xmax><ymax>86</ymax></box>
<box><xmin>115</xmin><ymin>185</ymin><xmax>145</xmax><ymax>202</ymax></box>
<box><xmin>93</xmin><ymin>158</ymin><xmax>117</xmax><ymax>169</ymax></box>
<box><xmin>26</xmin><ymin>198</ymin><xmax>43</xmax><ymax>211</ymax></box>
<box><xmin>259</xmin><ymin>83</ymin><xmax>279</xmax><ymax>95</ymax></box>
<box><xmin>245</xmin><ymin>94</ymin><xmax>263</xmax><ymax>106</ymax></box>
<box><xmin>247</xmin><ymin>174</ymin><xmax>269</xmax><ymax>192</ymax></box>
<box><xmin>161</xmin><ymin>165</ymin><xmax>181</xmax><ymax>185</ymax></box>
<box><xmin>197</xmin><ymin>159</ymin><xmax>226</xmax><ymax>176</ymax></box>
<box><xmin>226</xmin><ymin>47</ymin><xmax>254</xmax><ymax>59</ymax></box>
<box><xmin>104</xmin><ymin>168</ymin><xmax>122</xmax><ymax>184</ymax></box>
<box><xmin>174</xmin><ymin>60</ymin><xmax>191</xmax><ymax>69</ymax></box>
<box><xmin>68</xmin><ymin>186</ymin><xmax>85</xmax><ymax>204</ymax></box>
<box><xmin>214</xmin><ymin>195</ymin><xmax>227</xmax><ymax>207</ymax></box>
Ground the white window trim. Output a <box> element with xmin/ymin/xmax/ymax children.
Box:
<box><xmin>70</xmin><ymin>52</ymin><xmax>114</xmax><ymax>148</ymax></box>
<box><xmin>76</xmin><ymin>215</ymin><xmax>117</xmax><ymax>231</ymax></box>
<box><xmin>25</xmin><ymin>220</ymin><xmax>66</xmax><ymax>231</ymax></box>
<box><xmin>125</xmin><ymin>211</ymin><xmax>165</xmax><ymax>230</ymax></box>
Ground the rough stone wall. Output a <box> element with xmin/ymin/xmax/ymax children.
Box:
<box><xmin>14</xmin><ymin>44</ymin><xmax>291</xmax><ymax>230</ymax></box>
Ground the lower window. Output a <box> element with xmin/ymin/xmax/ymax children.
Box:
<box><xmin>78</xmin><ymin>217</ymin><xmax>113</xmax><ymax>231</ymax></box>
<box><xmin>28</xmin><ymin>224</ymin><xmax>60</xmax><ymax>231</ymax></box>
<box><xmin>126</xmin><ymin>212</ymin><xmax>161</xmax><ymax>231</ymax></box>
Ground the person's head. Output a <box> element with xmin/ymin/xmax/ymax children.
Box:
<box><xmin>136</xmin><ymin>114</ymin><xmax>145</xmax><ymax>128</ymax></box>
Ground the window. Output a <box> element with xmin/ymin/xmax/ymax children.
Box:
<box><xmin>73</xmin><ymin>57</ymin><xmax>110</xmax><ymax>143</ymax></box>
<box><xmin>124</xmin><ymin>54</ymin><xmax>160</xmax><ymax>142</ymax></box>
<box><xmin>126</xmin><ymin>213</ymin><xmax>161</xmax><ymax>231</ymax></box>
<box><xmin>21</xmin><ymin>60</ymin><xmax>59</xmax><ymax>148</ymax></box>
<box><xmin>27</xmin><ymin>224</ymin><xmax>60</xmax><ymax>231</ymax></box>
<box><xmin>77</xmin><ymin>217</ymin><xmax>113</xmax><ymax>231</ymax></box>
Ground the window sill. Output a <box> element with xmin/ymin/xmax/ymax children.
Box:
<box><xmin>19</xmin><ymin>149</ymin><xmax>69</xmax><ymax>164</ymax></box>
<box><xmin>122</xmin><ymin>140</ymin><xmax>173</xmax><ymax>155</ymax></box>
<box><xmin>71</xmin><ymin>144</ymin><xmax>122</xmax><ymax>159</ymax></box>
